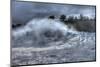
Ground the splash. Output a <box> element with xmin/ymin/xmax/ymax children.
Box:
<box><xmin>12</xmin><ymin>18</ymin><xmax>78</xmax><ymax>47</ymax></box>
<box><xmin>13</xmin><ymin>18</ymin><xmax>77</xmax><ymax>36</ymax></box>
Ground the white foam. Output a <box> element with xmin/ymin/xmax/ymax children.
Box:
<box><xmin>12</xmin><ymin>18</ymin><xmax>78</xmax><ymax>37</ymax></box>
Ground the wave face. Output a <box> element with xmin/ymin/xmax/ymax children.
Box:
<box><xmin>12</xmin><ymin>18</ymin><xmax>78</xmax><ymax>48</ymax></box>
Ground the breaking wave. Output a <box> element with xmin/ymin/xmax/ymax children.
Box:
<box><xmin>12</xmin><ymin>18</ymin><xmax>78</xmax><ymax>48</ymax></box>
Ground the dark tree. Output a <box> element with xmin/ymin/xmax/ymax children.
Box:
<box><xmin>12</xmin><ymin>23</ymin><xmax>22</xmax><ymax>28</ymax></box>
<box><xmin>79</xmin><ymin>14</ymin><xmax>84</xmax><ymax>21</ymax></box>
<box><xmin>60</xmin><ymin>14</ymin><xmax>66</xmax><ymax>22</ymax></box>
<box><xmin>67</xmin><ymin>16</ymin><xmax>75</xmax><ymax>24</ymax></box>
<box><xmin>48</xmin><ymin>15</ymin><xmax>55</xmax><ymax>19</ymax></box>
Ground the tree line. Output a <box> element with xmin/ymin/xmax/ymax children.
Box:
<box><xmin>48</xmin><ymin>14</ymin><xmax>95</xmax><ymax>24</ymax></box>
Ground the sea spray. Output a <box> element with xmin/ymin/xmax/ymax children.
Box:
<box><xmin>12</xmin><ymin>18</ymin><xmax>78</xmax><ymax>47</ymax></box>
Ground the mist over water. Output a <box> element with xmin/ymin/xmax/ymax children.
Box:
<box><xmin>12</xmin><ymin>18</ymin><xmax>78</xmax><ymax>48</ymax></box>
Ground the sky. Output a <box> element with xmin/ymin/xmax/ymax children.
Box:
<box><xmin>11</xmin><ymin>1</ymin><xmax>96</xmax><ymax>24</ymax></box>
